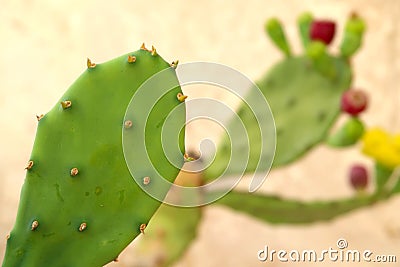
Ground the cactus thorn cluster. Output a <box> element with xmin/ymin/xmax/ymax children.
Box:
<box><xmin>151</xmin><ymin>45</ymin><xmax>157</xmax><ymax>56</ymax></box>
<box><xmin>124</xmin><ymin>120</ymin><xmax>133</xmax><ymax>129</ymax></box>
<box><xmin>143</xmin><ymin>176</ymin><xmax>151</xmax><ymax>185</ymax></box>
<box><xmin>36</xmin><ymin>114</ymin><xmax>44</xmax><ymax>121</ymax></box>
<box><xmin>127</xmin><ymin>55</ymin><xmax>136</xmax><ymax>63</ymax></box>
<box><xmin>30</xmin><ymin>221</ymin><xmax>39</xmax><ymax>231</ymax></box>
<box><xmin>139</xmin><ymin>223</ymin><xmax>147</xmax><ymax>234</ymax></box>
<box><xmin>183</xmin><ymin>153</ymin><xmax>195</xmax><ymax>162</ymax></box>
<box><xmin>140</xmin><ymin>42</ymin><xmax>148</xmax><ymax>51</ymax></box>
<box><xmin>170</xmin><ymin>60</ymin><xmax>179</xmax><ymax>69</ymax></box>
<box><xmin>60</xmin><ymin>100</ymin><xmax>72</xmax><ymax>109</ymax></box>
<box><xmin>70</xmin><ymin>167</ymin><xmax>79</xmax><ymax>177</ymax></box>
<box><xmin>177</xmin><ymin>92</ymin><xmax>188</xmax><ymax>102</ymax></box>
<box><xmin>24</xmin><ymin>160</ymin><xmax>34</xmax><ymax>170</ymax></box>
<box><xmin>78</xmin><ymin>222</ymin><xmax>87</xmax><ymax>232</ymax></box>
<box><xmin>86</xmin><ymin>58</ymin><xmax>96</xmax><ymax>68</ymax></box>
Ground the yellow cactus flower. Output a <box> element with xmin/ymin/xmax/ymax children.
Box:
<box><xmin>362</xmin><ymin>127</ymin><xmax>400</xmax><ymax>169</ymax></box>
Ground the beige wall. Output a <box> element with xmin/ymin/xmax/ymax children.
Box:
<box><xmin>1</xmin><ymin>0</ymin><xmax>399</xmax><ymax>266</ymax></box>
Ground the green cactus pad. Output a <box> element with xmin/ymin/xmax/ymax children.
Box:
<box><xmin>204</xmin><ymin>55</ymin><xmax>352</xmax><ymax>182</ymax></box>
<box><xmin>258</xmin><ymin>56</ymin><xmax>351</xmax><ymax>167</ymax></box>
<box><xmin>326</xmin><ymin>117</ymin><xmax>365</xmax><ymax>147</ymax></box>
<box><xmin>265</xmin><ymin>18</ymin><xmax>292</xmax><ymax>57</ymax></box>
<box><xmin>203</xmin><ymin>14</ymin><xmax>354</xmax><ymax>181</ymax></box>
<box><xmin>340</xmin><ymin>14</ymin><xmax>366</xmax><ymax>58</ymax></box>
<box><xmin>3</xmin><ymin>48</ymin><xmax>185</xmax><ymax>267</ymax></box>
<box><xmin>297</xmin><ymin>12</ymin><xmax>313</xmax><ymax>49</ymax></box>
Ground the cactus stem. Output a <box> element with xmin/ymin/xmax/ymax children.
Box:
<box><xmin>151</xmin><ymin>45</ymin><xmax>157</xmax><ymax>56</ymax></box>
<box><xmin>127</xmin><ymin>55</ymin><xmax>136</xmax><ymax>63</ymax></box>
<box><xmin>177</xmin><ymin>93</ymin><xmax>188</xmax><ymax>102</ymax></box>
<box><xmin>124</xmin><ymin>120</ymin><xmax>133</xmax><ymax>129</ymax></box>
<box><xmin>36</xmin><ymin>114</ymin><xmax>44</xmax><ymax>121</ymax></box>
<box><xmin>143</xmin><ymin>176</ymin><xmax>150</xmax><ymax>185</ymax></box>
<box><xmin>140</xmin><ymin>43</ymin><xmax>148</xmax><ymax>51</ymax></box>
<box><xmin>31</xmin><ymin>220</ymin><xmax>39</xmax><ymax>231</ymax></box>
<box><xmin>78</xmin><ymin>222</ymin><xmax>87</xmax><ymax>232</ymax></box>
<box><xmin>86</xmin><ymin>58</ymin><xmax>96</xmax><ymax>69</ymax></box>
<box><xmin>70</xmin><ymin>168</ymin><xmax>79</xmax><ymax>177</ymax></box>
<box><xmin>139</xmin><ymin>223</ymin><xmax>146</xmax><ymax>234</ymax></box>
<box><xmin>170</xmin><ymin>60</ymin><xmax>179</xmax><ymax>69</ymax></box>
<box><xmin>25</xmin><ymin>160</ymin><xmax>34</xmax><ymax>170</ymax></box>
<box><xmin>61</xmin><ymin>100</ymin><xmax>72</xmax><ymax>110</ymax></box>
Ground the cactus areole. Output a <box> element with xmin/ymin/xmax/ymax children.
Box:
<box><xmin>2</xmin><ymin>46</ymin><xmax>186</xmax><ymax>267</ymax></box>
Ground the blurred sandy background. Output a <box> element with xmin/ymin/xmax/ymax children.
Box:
<box><xmin>1</xmin><ymin>0</ymin><xmax>399</xmax><ymax>266</ymax></box>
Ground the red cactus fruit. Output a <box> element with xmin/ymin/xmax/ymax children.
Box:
<box><xmin>341</xmin><ymin>89</ymin><xmax>368</xmax><ymax>116</ymax></box>
<box><xmin>349</xmin><ymin>164</ymin><xmax>368</xmax><ymax>190</ymax></box>
<box><xmin>310</xmin><ymin>20</ymin><xmax>336</xmax><ymax>45</ymax></box>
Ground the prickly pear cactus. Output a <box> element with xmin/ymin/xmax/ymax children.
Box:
<box><xmin>264</xmin><ymin>13</ymin><xmax>364</xmax><ymax>167</ymax></box>
<box><xmin>263</xmin><ymin>13</ymin><xmax>363</xmax><ymax>167</ymax></box>
<box><xmin>263</xmin><ymin>55</ymin><xmax>351</xmax><ymax>166</ymax></box>
<box><xmin>2</xmin><ymin>45</ymin><xmax>186</xmax><ymax>267</ymax></box>
<box><xmin>204</xmin><ymin>13</ymin><xmax>364</xmax><ymax>181</ymax></box>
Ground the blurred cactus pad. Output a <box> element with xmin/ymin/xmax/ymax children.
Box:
<box><xmin>206</xmin><ymin>13</ymin><xmax>365</xmax><ymax>179</ymax></box>
<box><xmin>203</xmin><ymin>14</ymin><xmax>366</xmax><ymax>187</ymax></box>
<box><xmin>2</xmin><ymin>46</ymin><xmax>186</xmax><ymax>267</ymax></box>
